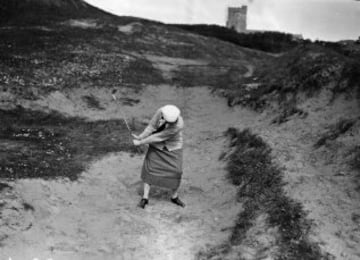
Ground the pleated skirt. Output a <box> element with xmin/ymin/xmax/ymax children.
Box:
<box><xmin>141</xmin><ymin>145</ymin><xmax>183</xmax><ymax>190</ymax></box>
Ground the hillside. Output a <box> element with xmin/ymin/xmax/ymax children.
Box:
<box><xmin>0</xmin><ymin>0</ymin><xmax>109</xmax><ymax>24</ymax></box>
<box><xmin>0</xmin><ymin>1</ymin><xmax>359</xmax><ymax>259</ymax></box>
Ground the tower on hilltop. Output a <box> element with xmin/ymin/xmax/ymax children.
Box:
<box><xmin>226</xmin><ymin>6</ymin><xmax>247</xmax><ymax>33</ymax></box>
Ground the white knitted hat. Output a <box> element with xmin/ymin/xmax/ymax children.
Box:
<box><xmin>161</xmin><ymin>105</ymin><xmax>180</xmax><ymax>123</ymax></box>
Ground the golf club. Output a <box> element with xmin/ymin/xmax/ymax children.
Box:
<box><xmin>111</xmin><ymin>91</ymin><xmax>141</xmax><ymax>153</ymax></box>
<box><xmin>112</xmin><ymin>94</ymin><xmax>133</xmax><ymax>135</ymax></box>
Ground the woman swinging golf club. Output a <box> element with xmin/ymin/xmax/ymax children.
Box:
<box><xmin>132</xmin><ymin>104</ymin><xmax>185</xmax><ymax>209</ymax></box>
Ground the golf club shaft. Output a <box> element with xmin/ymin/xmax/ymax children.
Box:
<box><xmin>112</xmin><ymin>94</ymin><xmax>132</xmax><ymax>133</ymax></box>
<box><xmin>112</xmin><ymin>94</ymin><xmax>141</xmax><ymax>153</ymax></box>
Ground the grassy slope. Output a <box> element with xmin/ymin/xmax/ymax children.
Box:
<box><xmin>0</xmin><ymin>4</ymin><xmax>264</xmax><ymax>181</ymax></box>
<box><xmin>172</xmin><ymin>23</ymin><xmax>301</xmax><ymax>53</ymax></box>
<box><xmin>217</xmin><ymin>44</ymin><xmax>360</xmax><ymax>123</ymax></box>
<box><xmin>0</xmin><ymin>18</ymin><xmax>264</xmax><ymax>99</ymax></box>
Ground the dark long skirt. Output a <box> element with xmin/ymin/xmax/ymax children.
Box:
<box><xmin>141</xmin><ymin>145</ymin><xmax>183</xmax><ymax>190</ymax></box>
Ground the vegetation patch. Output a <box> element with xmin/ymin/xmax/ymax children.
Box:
<box><xmin>333</xmin><ymin>60</ymin><xmax>360</xmax><ymax>99</ymax></box>
<box><xmin>350</xmin><ymin>146</ymin><xmax>360</xmax><ymax>172</ymax></box>
<box><xmin>217</xmin><ymin>44</ymin><xmax>360</xmax><ymax>121</ymax></box>
<box><xmin>172</xmin><ymin>24</ymin><xmax>302</xmax><ymax>53</ymax></box>
<box><xmin>0</xmin><ymin>182</ymin><xmax>11</xmax><ymax>192</ymax></box>
<box><xmin>271</xmin><ymin>102</ymin><xmax>308</xmax><ymax>124</ymax></box>
<box><xmin>349</xmin><ymin>146</ymin><xmax>360</xmax><ymax>190</ymax></box>
<box><xmin>0</xmin><ymin>106</ymin><xmax>142</xmax><ymax>181</ymax></box>
<box><xmin>172</xmin><ymin>64</ymin><xmax>247</xmax><ymax>88</ymax></box>
<box><xmin>122</xmin><ymin>58</ymin><xmax>165</xmax><ymax>85</ymax></box>
<box><xmin>82</xmin><ymin>94</ymin><xmax>105</xmax><ymax>110</ymax></box>
<box><xmin>314</xmin><ymin>118</ymin><xmax>356</xmax><ymax>148</ymax></box>
<box><xmin>198</xmin><ymin>128</ymin><xmax>330</xmax><ymax>259</ymax></box>
<box><xmin>22</xmin><ymin>202</ymin><xmax>35</xmax><ymax>212</ymax></box>
<box><xmin>0</xmin><ymin>26</ymin><xmax>168</xmax><ymax>100</ymax></box>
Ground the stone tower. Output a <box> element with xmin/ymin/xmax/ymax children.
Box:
<box><xmin>226</xmin><ymin>6</ymin><xmax>247</xmax><ymax>33</ymax></box>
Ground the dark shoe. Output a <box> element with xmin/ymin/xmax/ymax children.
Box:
<box><xmin>171</xmin><ymin>197</ymin><xmax>185</xmax><ymax>208</ymax></box>
<box><xmin>138</xmin><ymin>198</ymin><xmax>148</xmax><ymax>209</ymax></box>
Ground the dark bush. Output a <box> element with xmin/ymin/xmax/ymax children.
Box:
<box><xmin>350</xmin><ymin>146</ymin><xmax>360</xmax><ymax>171</ymax></box>
<box><xmin>314</xmin><ymin>118</ymin><xmax>356</xmax><ymax>148</ymax></box>
<box><xmin>198</xmin><ymin>128</ymin><xmax>330</xmax><ymax>259</ymax></box>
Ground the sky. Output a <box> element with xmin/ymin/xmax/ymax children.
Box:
<box><xmin>84</xmin><ymin>0</ymin><xmax>360</xmax><ymax>41</ymax></box>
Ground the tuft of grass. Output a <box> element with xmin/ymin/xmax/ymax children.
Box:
<box><xmin>350</xmin><ymin>146</ymin><xmax>360</xmax><ymax>172</ymax></box>
<box><xmin>349</xmin><ymin>146</ymin><xmax>360</xmax><ymax>190</ymax></box>
<box><xmin>271</xmin><ymin>102</ymin><xmax>308</xmax><ymax>124</ymax></box>
<box><xmin>22</xmin><ymin>202</ymin><xmax>35</xmax><ymax>211</ymax></box>
<box><xmin>0</xmin><ymin>182</ymin><xmax>11</xmax><ymax>192</ymax></box>
<box><xmin>122</xmin><ymin>58</ymin><xmax>165</xmax><ymax>86</ymax></box>
<box><xmin>82</xmin><ymin>94</ymin><xmax>105</xmax><ymax>110</ymax></box>
<box><xmin>334</xmin><ymin>60</ymin><xmax>360</xmax><ymax>99</ymax></box>
<box><xmin>314</xmin><ymin>118</ymin><xmax>356</xmax><ymax>148</ymax></box>
<box><xmin>0</xmin><ymin>106</ymin><xmax>143</xmax><ymax>181</ymax></box>
<box><xmin>117</xmin><ymin>97</ymin><xmax>140</xmax><ymax>106</ymax></box>
<box><xmin>198</xmin><ymin>128</ymin><xmax>330</xmax><ymax>259</ymax></box>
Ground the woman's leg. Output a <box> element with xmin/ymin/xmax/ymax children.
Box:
<box><xmin>138</xmin><ymin>183</ymin><xmax>150</xmax><ymax>208</ymax></box>
<box><xmin>171</xmin><ymin>188</ymin><xmax>185</xmax><ymax>207</ymax></box>
<box><xmin>171</xmin><ymin>189</ymin><xmax>178</xmax><ymax>199</ymax></box>
<box><xmin>143</xmin><ymin>182</ymin><xmax>151</xmax><ymax>199</ymax></box>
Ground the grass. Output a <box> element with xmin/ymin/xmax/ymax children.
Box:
<box><xmin>0</xmin><ymin>182</ymin><xmax>11</xmax><ymax>192</ymax></box>
<box><xmin>122</xmin><ymin>58</ymin><xmax>165</xmax><ymax>85</ymax></box>
<box><xmin>198</xmin><ymin>128</ymin><xmax>331</xmax><ymax>260</ymax></box>
<box><xmin>217</xmin><ymin>44</ymin><xmax>360</xmax><ymax>119</ymax></box>
<box><xmin>82</xmin><ymin>94</ymin><xmax>105</xmax><ymax>110</ymax></box>
<box><xmin>349</xmin><ymin>146</ymin><xmax>360</xmax><ymax>191</ymax></box>
<box><xmin>172</xmin><ymin>24</ymin><xmax>301</xmax><ymax>53</ymax></box>
<box><xmin>314</xmin><ymin>118</ymin><xmax>356</xmax><ymax>148</ymax></box>
<box><xmin>172</xmin><ymin>64</ymin><xmax>248</xmax><ymax>88</ymax></box>
<box><xmin>0</xmin><ymin>25</ymin><xmax>167</xmax><ymax>100</ymax></box>
<box><xmin>22</xmin><ymin>202</ymin><xmax>35</xmax><ymax>212</ymax></box>
<box><xmin>350</xmin><ymin>146</ymin><xmax>360</xmax><ymax>172</ymax></box>
<box><xmin>334</xmin><ymin>60</ymin><xmax>360</xmax><ymax>99</ymax></box>
<box><xmin>271</xmin><ymin>102</ymin><xmax>308</xmax><ymax>124</ymax></box>
<box><xmin>0</xmin><ymin>21</ymin><xmax>258</xmax><ymax>102</ymax></box>
<box><xmin>0</xmin><ymin>106</ymin><xmax>143</xmax><ymax>181</ymax></box>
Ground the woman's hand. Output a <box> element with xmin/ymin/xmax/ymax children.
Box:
<box><xmin>132</xmin><ymin>133</ymin><xmax>140</xmax><ymax>140</ymax></box>
<box><xmin>133</xmin><ymin>139</ymin><xmax>141</xmax><ymax>146</ymax></box>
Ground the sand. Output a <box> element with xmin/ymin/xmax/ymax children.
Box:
<box><xmin>1</xmin><ymin>67</ymin><xmax>359</xmax><ymax>259</ymax></box>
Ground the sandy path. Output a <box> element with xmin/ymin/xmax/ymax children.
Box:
<box><xmin>0</xmin><ymin>85</ymin><xmax>257</xmax><ymax>260</ymax></box>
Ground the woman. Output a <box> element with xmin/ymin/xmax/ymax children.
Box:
<box><xmin>132</xmin><ymin>104</ymin><xmax>185</xmax><ymax>209</ymax></box>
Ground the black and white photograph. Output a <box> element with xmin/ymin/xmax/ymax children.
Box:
<box><xmin>0</xmin><ymin>0</ymin><xmax>359</xmax><ymax>259</ymax></box>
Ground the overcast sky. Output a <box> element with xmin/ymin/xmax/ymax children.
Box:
<box><xmin>85</xmin><ymin>0</ymin><xmax>360</xmax><ymax>41</ymax></box>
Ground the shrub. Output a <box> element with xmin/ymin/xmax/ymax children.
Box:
<box><xmin>350</xmin><ymin>146</ymin><xmax>360</xmax><ymax>172</ymax></box>
<box><xmin>314</xmin><ymin>118</ymin><xmax>355</xmax><ymax>148</ymax></box>
<box><xmin>198</xmin><ymin>128</ymin><xmax>330</xmax><ymax>259</ymax></box>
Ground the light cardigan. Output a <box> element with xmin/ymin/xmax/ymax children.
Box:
<box><xmin>138</xmin><ymin>108</ymin><xmax>184</xmax><ymax>151</ymax></box>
